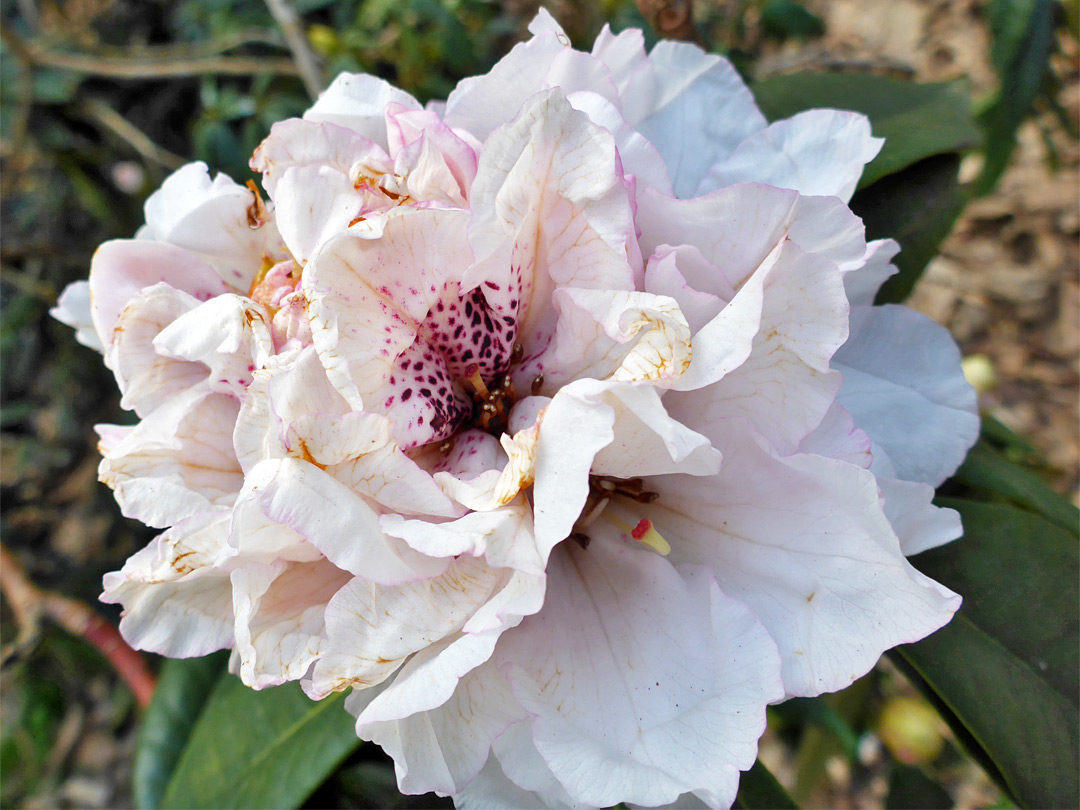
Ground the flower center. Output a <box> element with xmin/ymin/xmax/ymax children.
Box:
<box><xmin>569</xmin><ymin>476</ymin><xmax>666</xmax><ymax>553</ymax></box>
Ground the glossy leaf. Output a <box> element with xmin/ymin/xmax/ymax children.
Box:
<box><xmin>953</xmin><ymin>440</ymin><xmax>1080</xmax><ymax>532</ymax></box>
<box><xmin>158</xmin><ymin>677</ymin><xmax>361</xmax><ymax>809</ymax></box>
<box><xmin>897</xmin><ymin>500</ymin><xmax>1079</xmax><ymax>808</ymax></box>
<box><xmin>751</xmin><ymin>72</ymin><xmax>981</xmax><ymax>187</ymax></box>
<box><xmin>134</xmin><ymin>652</ymin><xmax>229</xmax><ymax>809</ymax></box>
<box><xmin>851</xmin><ymin>153</ymin><xmax>968</xmax><ymax>304</ymax></box>
<box><xmin>885</xmin><ymin>764</ymin><xmax>953</xmax><ymax>810</ymax></box>
<box><xmin>734</xmin><ymin>759</ymin><xmax>799</xmax><ymax>809</ymax></box>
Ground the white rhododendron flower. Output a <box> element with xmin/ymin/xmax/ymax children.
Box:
<box><xmin>54</xmin><ymin>10</ymin><xmax>979</xmax><ymax>808</ymax></box>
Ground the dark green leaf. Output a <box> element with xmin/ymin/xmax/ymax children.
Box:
<box><xmin>133</xmin><ymin>652</ymin><xmax>228</xmax><ymax>810</ymax></box>
<box><xmin>751</xmin><ymin>73</ymin><xmax>980</xmax><ymax>187</ymax></box>
<box><xmin>850</xmin><ymin>154</ymin><xmax>968</xmax><ymax>304</ymax></box>
<box><xmin>953</xmin><ymin>440</ymin><xmax>1080</xmax><ymax>532</ymax></box>
<box><xmin>885</xmin><ymin>764</ymin><xmax>953</xmax><ymax>810</ymax></box>
<box><xmin>760</xmin><ymin>0</ymin><xmax>825</xmax><ymax>40</ymax></box>
<box><xmin>734</xmin><ymin>759</ymin><xmax>799</xmax><ymax>809</ymax></box>
<box><xmin>897</xmin><ymin>500</ymin><xmax>1079</xmax><ymax>808</ymax></box>
<box><xmin>159</xmin><ymin>677</ymin><xmax>361</xmax><ymax>809</ymax></box>
<box><xmin>977</xmin><ymin>0</ymin><xmax>1059</xmax><ymax>194</ymax></box>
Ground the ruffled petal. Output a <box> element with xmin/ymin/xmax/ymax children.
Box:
<box><xmin>303</xmin><ymin>73</ymin><xmax>422</xmax><ymax>151</ymax></box>
<box><xmin>648</xmin><ymin>424</ymin><xmax>961</xmax><ymax>697</ymax></box>
<box><xmin>50</xmin><ymin>280</ymin><xmax>103</xmax><ymax>352</ymax></box>
<box><xmin>833</xmin><ymin>305</ymin><xmax>979</xmax><ymax>486</ymax></box>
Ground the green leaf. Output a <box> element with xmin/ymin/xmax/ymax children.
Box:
<box><xmin>158</xmin><ymin>677</ymin><xmax>362</xmax><ymax>809</ymax></box>
<box><xmin>850</xmin><ymin>154</ymin><xmax>968</xmax><ymax>304</ymax></box>
<box><xmin>953</xmin><ymin>440</ymin><xmax>1080</xmax><ymax>532</ymax></box>
<box><xmin>751</xmin><ymin>73</ymin><xmax>981</xmax><ymax>187</ymax></box>
<box><xmin>133</xmin><ymin>652</ymin><xmax>228</xmax><ymax>809</ymax></box>
<box><xmin>977</xmin><ymin>0</ymin><xmax>1059</xmax><ymax>194</ymax></box>
<box><xmin>770</xmin><ymin>697</ymin><xmax>859</xmax><ymax>761</ymax></box>
<box><xmin>885</xmin><ymin>764</ymin><xmax>953</xmax><ymax>810</ymax></box>
<box><xmin>897</xmin><ymin>500</ymin><xmax>1079</xmax><ymax>808</ymax></box>
<box><xmin>734</xmin><ymin>759</ymin><xmax>799</xmax><ymax>809</ymax></box>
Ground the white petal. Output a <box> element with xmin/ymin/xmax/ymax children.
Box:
<box><xmin>634</xmin><ymin>43</ymin><xmax>767</xmax><ymax>198</ymax></box>
<box><xmin>231</xmin><ymin>557</ymin><xmax>351</xmax><ymax>688</ymax></box>
<box><xmin>237</xmin><ymin>457</ymin><xmax>448</xmax><ymax>584</ymax></box>
<box><xmin>51</xmin><ymin>281</ymin><xmax>103</xmax><ymax>352</ymax></box>
<box><xmin>878</xmin><ymin>477</ymin><xmax>964</xmax><ymax>556</ymax></box>
<box><xmin>97</xmin><ymin>388</ymin><xmax>242</xmax><ymax>528</ymax></box>
<box><xmin>304</xmin><ymin>73</ymin><xmax>422</xmax><ymax>151</ymax></box>
<box><xmin>643</xmin><ymin>246</ymin><xmax>729</xmax><ymax>332</ymax></box>
<box><xmin>833</xmin><ymin>305</ymin><xmax>979</xmax><ymax>486</ymax></box>
<box><xmin>108</xmin><ymin>283</ymin><xmax>206</xmax><ymax>416</ymax></box>
<box><xmin>142</xmin><ymin>161</ymin><xmax>285</xmax><ymax>289</ymax></box>
<box><xmin>844</xmin><ymin>239</ymin><xmax>901</xmax><ymax>307</ymax></box>
<box><xmin>798</xmin><ymin>402</ymin><xmax>874</xmax><ymax>469</ymax></box>
<box><xmin>273</xmin><ymin>165</ymin><xmax>368</xmax><ymax>263</ymax></box>
<box><xmin>466</xmin><ymin>89</ymin><xmax>638</xmax><ymax>357</ymax></box>
<box><xmin>455</xmin><ymin>751</ymin><xmax>554</xmax><ymax>810</ymax></box>
<box><xmin>497</xmin><ymin>534</ymin><xmax>783</xmax><ymax>807</ymax></box>
<box><xmin>667</xmin><ymin>238</ymin><xmax>849</xmax><ymax>454</ymax></box>
<box><xmin>650</xmin><ymin>425</ymin><xmax>961</xmax><ymax>696</ymax></box>
<box><xmin>89</xmin><ymin>240</ymin><xmax>230</xmax><ymax>352</ymax></box>
<box><xmin>698</xmin><ymin>110</ymin><xmax>883</xmax><ymax>201</ymax></box>
<box><xmin>307</xmin><ymin>555</ymin><xmax>500</xmax><ymax>697</ymax></box>
<box><xmin>637</xmin><ymin>183</ymin><xmax>867</xmax><ymax>291</ymax></box>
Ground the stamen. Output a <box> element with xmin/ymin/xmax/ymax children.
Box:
<box><xmin>245</xmin><ymin>180</ymin><xmax>268</xmax><ymax>228</ymax></box>
<box><xmin>464</xmin><ymin>364</ymin><xmax>490</xmax><ymax>399</ymax></box>
<box><xmin>571</xmin><ymin>532</ymin><xmax>591</xmax><ymax>549</ymax></box>
<box><xmin>531</xmin><ymin>373</ymin><xmax>544</xmax><ymax>395</ymax></box>
<box><xmin>510</xmin><ymin>343</ymin><xmax>524</xmax><ymax>365</ymax></box>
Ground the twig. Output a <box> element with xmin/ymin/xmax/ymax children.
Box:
<box><xmin>263</xmin><ymin>0</ymin><xmax>324</xmax><ymax>100</ymax></box>
<box><xmin>1</xmin><ymin>26</ymin><xmax>300</xmax><ymax>79</ymax></box>
<box><xmin>0</xmin><ymin>544</ymin><xmax>157</xmax><ymax>709</ymax></box>
<box><xmin>77</xmin><ymin>98</ymin><xmax>186</xmax><ymax>171</ymax></box>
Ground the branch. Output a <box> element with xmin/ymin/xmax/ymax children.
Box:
<box><xmin>635</xmin><ymin>0</ymin><xmax>702</xmax><ymax>43</ymax></box>
<box><xmin>0</xmin><ymin>544</ymin><xmax>157</xmax><ymax>708</ymax></box>
<box><xmin>263</xmin><ymin>0</ymin><xmax>324</xmax><ymax>100</ymax></box>
<box><xmin>1</xmin><ymin>26</ymin><xmax>301</xmax><ymax>79</ymax></box>
<box><xmin>77</xmin><ymin>98</ymin><xmax>186</xmax><ymax>170</ymax></box>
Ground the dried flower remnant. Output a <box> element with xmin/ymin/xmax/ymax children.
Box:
<box><xmin>52</xmin><ymin>9</ymin><xmax>979</xmax><ymax>808</ymax></box>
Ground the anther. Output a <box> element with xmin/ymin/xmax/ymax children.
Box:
<box><xmin>510</xmin><ymin>343</ymin><xmax>524</xmax><ymax>365</ymax></box>
<box><xmin>570</xmin><ymin>532</ymin><xmax>591</xmax><ymax>549</ymax></box>
<box><xmin>634</xmin><ymin>491</ymin><xmax>660</xmax><ymax>503</ymax></box>
<box><xmin>531</xmin><ymin>373</ymin><xmax>544</xmax><ymax>395</ymax></box>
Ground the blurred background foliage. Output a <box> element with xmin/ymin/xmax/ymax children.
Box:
<box><xmin>0</xmin><ymin>0</ymin><xmax>1076</xmax><ymax>808</ymax></box>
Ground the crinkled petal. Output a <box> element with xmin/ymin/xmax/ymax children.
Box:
<box><xmin>833</xmin><ymin>304</ymin><xmax>979</xmax><ymax>486</ymax></box>
<box><xmin>231</xmin><ymin>557</ymin><xmax>351</xmax><ymax>688</ymax></box>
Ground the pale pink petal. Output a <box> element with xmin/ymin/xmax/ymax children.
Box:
<box><xmin>844</xmin><ymin>239</ymin><xmax>900</xmax><ymax>306</ymax></box>
<box><xmin>89</xmin><ymin>240</ymin><xmax>229</xmax><ymax>352</ymax></box>
<box><xmin>878</xmin><ymin>477</ymin><xmax>964</xmax><ymax>556</ymax></box>
<box><xmin>643</xmin><ymin>245</ymin><xmax>730</xmax><ymax>332</ymax></box>
<box><xmin>273</xmin><ymin>165</ymin><xmax>368</xmax><ymax>263</ymax></box>
<box><xmin>798</xmin><ymin>402</ymin><xmax>874</xmax><ymax>469</ymax></box>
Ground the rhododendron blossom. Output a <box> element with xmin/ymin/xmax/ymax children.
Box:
<box><xmin>53</xmin><ymin>10</ymin><xmax>979</xmax><ymax>808</ymax></box>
